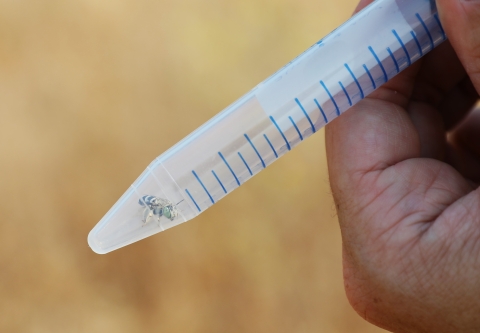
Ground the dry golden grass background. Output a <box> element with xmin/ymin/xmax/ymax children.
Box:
<box><xmin>0</xmin><ymin>0</ymin><xmax>387</xmax><ymax>332</ymax></box>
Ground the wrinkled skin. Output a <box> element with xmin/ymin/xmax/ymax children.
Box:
<box><xmin>326</xmin><ymin>0</ymin><xmax>480</xmax><ymax>331</ymax></box>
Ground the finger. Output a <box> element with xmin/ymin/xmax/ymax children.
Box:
<box><xmin>405</xmin><ymin>46</ymin><xmax>474</xmax><ymax>159</ymax></box>
<box><xmin>440</xmin><ymin>76</ymin><xmax>479</xmax><ymax>131</ymax></box>
<box><xmin>326</xmin><ymin>0</ymin><xmax>423</xmax><ymax>191</ymax></box>
<box><xmin>405</xmin><ymin>101</ymin><xmax>445</xmax><ymax>159</ymax></box>
<box><xmin>353</xmin><ymin>0</ymin><xmax>374</xmax><ymax>13</ymax></box>
<box><xmin>411</xmin><ymin>42</ymin><xmax>466</xmax><ymax>108</ymax></box>
<box><xmin>447</xmin><ymin>107</ymin><xmax>480</xmax><ymax>183</ymax></box>
<box><xmin>326</xmin><ymin>97</ymin><xmax>420</xmax><ymax>195</ymax></box>
<box><xmin>405</xmin><ymin>42</ymin><xmax>467</xmax><ymax>159</ymax></box>
<box><xmin>436</xmin><ymin>0</ymin><xmax>480</xmax><ymax>93</ymax></box>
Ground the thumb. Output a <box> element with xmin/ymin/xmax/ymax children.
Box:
<box><xmin>436</xmin><ymin>0</ymin><xmax>480</xmax><ymax>93</ymax></box>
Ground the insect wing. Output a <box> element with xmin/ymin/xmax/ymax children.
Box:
<box><xmin>155</xmin><ymin>198</ymin><xmax>171</xmax><ymax>208</ymax></box>
<box><xmin>142</xmin><ymin>207</ymin><xmax>154</xmax><ymax>223</ymax></box>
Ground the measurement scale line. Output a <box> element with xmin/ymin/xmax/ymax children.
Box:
<box><xmin>289</xmin><ymin>116</ymin><xmax>303</xmax><ymax>141</ymax></box>
<box><xmin>218</xmin><ymin>152</ymin><xmax>241</xmax><ymax>186</ymax></box>
<box><xmin>392</xmin><ymin>29</ymin><xmax>411</xmax><ymax>66</ymax></box>
<box><xmin>345</xmin><ymin>63</ymin><xmax>364</xmax><ymax>99</ymax></box>
<box><xmin>368</xmin><ymin>46</ymin><xmax>388</xmax><ymax>83</ymax></box>
<box><xmin>363</xmin><ymin>64</ymin><xmax>376</xmax><ymax>89</ymax></box>
<box><xmin>185</xmin><ymin>189</ymin><xmax>201</xmax><ymax>212</ymax></box>
<box><xmin>192</xmin><ymin>170</ymin><xmax>215</xmax><ymax>204</ymax></box>
<box><xmin>212</xmin><ymin>170</ymin><xmax>227</xmax><ymax>194</ymax></box>
<box><xmin>263</xmin><ymin>134</ymin><xmax>278</xmax><ymax>158</ymax></box>
<box><xmin>244</xmin><ymin>134</ymin><xmax>266</xmax><ymax>168</ymax></box>
<box><xmin>294</xmin><ymin>98</ymin><xmax>316</xmax><ymax>133</ymax></box>
<box><xmin>269</xmin><ymin>116</ymin><xmax>291</xmax><ymax>151</ymax></box>
<box><xmin>320</xmin><ymin>81</ymin><xmax>340</xmax><ymax>116</ymax></box>
<box><xmin>434</xmin><ymin>14</ymin><xmax>446</xmax><ymax>41</ymax></box>
<box><xmin>238</xmin><ymin>152</ymin><xmax>253</xmax><ymax>176</ymax></box>
<box><xmin>410</xmin><ymin>31</ymin><xmax>423</xmax><ymax>56</ymax></box>
<box><xmin>416</xmin><ymin>13</ymin><xmax>434</xmax><ymax>51</ymax></box>
<box><xmin>387</xmin><ymin>47</ymin><xmax>400</xmax><ymax>73</ymax></box>
<box><xmin>339</xmin><ymin>81</ymin><xmax>352</xmax><ymax>106</ymax></box>
<box><xmin>314</xmin><ymin>98</ymin><xmax>328</xmax><ymax>123</ymax></box>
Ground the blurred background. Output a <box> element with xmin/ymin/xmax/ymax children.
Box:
<box><xmin>0</xmin><ymin>0</ymin><xmax>387</xmax><ymax>332</ymax></box>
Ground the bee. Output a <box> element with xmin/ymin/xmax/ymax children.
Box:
<box><xmin>138</xmin><ymin>195</ymin><xmax>179</xmax><ymax>223</ymax></box>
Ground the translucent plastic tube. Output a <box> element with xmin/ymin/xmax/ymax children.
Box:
<box><xmin>89</xmin><ymin>0</ymin><xmax>446</xmax><ymax>254</ymax></box>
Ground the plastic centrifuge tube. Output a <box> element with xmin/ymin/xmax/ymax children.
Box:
<box><xmin>89</xmin><ymin>0</ymin><xmax>447</xmax><ymax>254</ymax></box>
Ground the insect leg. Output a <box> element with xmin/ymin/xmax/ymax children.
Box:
<box><xmin>142</xmin><ymin>207</ymin><xmax>153</xmax><ymax>223</ymax></box>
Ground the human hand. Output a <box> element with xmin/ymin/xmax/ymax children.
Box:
<box><xmin>325</xmin><ymin>0</ymin><xmax>480</xmax><ymax>332</ymax></box>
